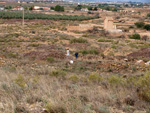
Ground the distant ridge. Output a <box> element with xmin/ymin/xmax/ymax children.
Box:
<box><xmin>0</xmin><ymin>0</ymin><xmax>149</xmax><ymax>3</ymax></box>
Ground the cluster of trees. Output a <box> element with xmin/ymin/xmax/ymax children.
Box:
<box><xmin>0</xmin><ymin>11</ymin><xmax>99</xmax><ymax>21</ymax></box>
<box><xmin>147</xmin><ymin>13</ymin><xmax>150</xmax><ymax>17</ymax></box>
<box><xmin>51</xmin><ymin>5</ymin><xmax>64</xmax><ymax>12</ymax></box>
<box><xmin>135</xmin><ymin>22</ymin><xmax>150</xmax><ymax>31</ymax></box>
<box><xmin>74</xmin><ymin>4</ymin><xmax>119</xmax><ymax>12</ymax></box>
<box><xmin>98</xmin><ymin>4</ymin><xmax>119</xmax><ymax>12</ymax></box>
<box><xmin>75</xmin><ymin>5</ymin><xmax>98</xmax><ymax>11</ymax></box>
<box><xmin>4</xmin><ymin>6</ymin><xmax>12</xmax><ymax>10</ymax></box>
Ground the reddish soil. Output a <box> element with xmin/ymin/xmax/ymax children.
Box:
<box><xmin>24</xmin><ymin>45</ymin><xmax>65</xmax><ymax>60</ymax></box>
<box><xmin>127</xmin><ymin>48</ymin><xmax>150</xmax><ymax>58</ymax></box>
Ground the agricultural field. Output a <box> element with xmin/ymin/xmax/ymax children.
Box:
<box><xmin>0</xmin><ymin>12</ymin><xmax>99</xmax><ymax>20</ymax></box>
<box><xmin>0</xmin><ymin>2</ymin><xmax>150</xmax><ymax>113</ymax></box>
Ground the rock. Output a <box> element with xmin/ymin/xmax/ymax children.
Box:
<box><xmin>124</xmin><ymin>58</ymin><xmax>128</xmax><ymax>62</ymax></box>
<box><xmin>135</xmin><ymin>60</ymin><xmax>145</xmax><ymax>66</ymax></box>
<box><xmin>145</xmin><ymin>61</ymin><xmax>150</xmax><ymax>66</ymax></box>
<box><xmin>70</xmin><ymin>60</ymin><xmax>73</xmax><ymax>64</ymax></box>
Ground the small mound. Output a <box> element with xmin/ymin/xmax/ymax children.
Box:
<box><xmin>127</xmin><ymin>48</ymin><xmax>150</xmax><ymax>58</ymax></box>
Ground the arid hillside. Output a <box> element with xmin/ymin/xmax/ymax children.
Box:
<box><xmin>0</xmin><ymin>3</ymin><xmax>150</xmax><ymax>112</ymax></box>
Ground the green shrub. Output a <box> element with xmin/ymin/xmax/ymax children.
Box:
<box><xmin>29</xmin><ymin>43</ymin><xmax>40</xmax><ymax>47</ymax></box>
<box><xmin>46</xmin><ymin>57</ymin><xmax>55</xmax><ymax>63</ymax></box>
<box><xmin>81</xmin><ymin>49</ymin><xmax>99</xmax><ymax>55</ymax></box>
<box><xmin>111</xmin><ymin>45</ymin><xmax>117</xmax><ymax>49</ymax></box>
<box><xmin>5</xmin><ymin>52</ymin><xmax>18</xmax><ymax>58</ymax></box>
<box><xmin>70</xmin><ymin>38</ymin><xmax>88</xmax><ymax>44</ymax></box>
<box><xmin>144</xmin><ymin>24</ymin><xmax>150</xmax><ymax>31</ymax></box>
<box><xmin>15</xmin><ymin>74</ymin><xmax>26</xmax><ymax>88</ymax></box>
<box><xmin>49</xmin><ymin>70</ymin><xmax>66</xmax><ymax>78</ymax></box>
<box><xmin>129</xmin><ymin>34</ymin><xmax>141</xmax><ymax>40</ymax></box>
<box><xmin>88</xmin><ymin>73</ymin><xmax>102</xmax><ymax>83</ymax></box>
<box><xmin>129</xmin><ymin>26</ymin><xmax>134</xmax><ymax>29</ymax></box>
<box><xmin>68</xmin><ymin>75</ymin><xmax>79</xmax><ymax>83</ymax></box>
<box><xmin>134</xmin><ymin>22</ymin><xmax>145</xmax><ymax>28</ymax></box>
<box><xmin>55</xmin><ymin>5</ymin><xmax>64</xmax><ymax>12</ymax></box>
<box><xmin>108</xmin><ymin>75</ymin><xmax>124</xmax><ymax>85</ymax></box>
<box><xmin>147</xmin><ymin>13</ymin><xmax>150</xmax><ymax>17</ymax></box>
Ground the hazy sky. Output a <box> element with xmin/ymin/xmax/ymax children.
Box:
<box><xmin>102</xmin><ymin>0</ymin><xmax>150</xmax><ymax>3</ymax></box>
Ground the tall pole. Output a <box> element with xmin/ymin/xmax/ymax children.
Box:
<box><xmin>22</xmin><ymin>7</ymin><xmax>24</xmax><ymax>27</ymax></box>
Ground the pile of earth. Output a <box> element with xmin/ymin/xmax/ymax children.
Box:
<box><xmin>127</xmin><ymin>48</ymin><xmax>150</xmax><ymax>58</ymax></box>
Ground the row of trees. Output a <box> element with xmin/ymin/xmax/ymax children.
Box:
<box><xmin>75</xmin><ymin>5</ymin><xmax>98</xmax><ymax>11</ymax></box>
<box><xmin>135</xmin><ymin>22</ymin><xmax>150</xmax><ymax>31</ymax></box>
<box><xmin>0</xmin><ymin>11</ymin><xmax>99</xmax><ymax>21</ymax></box>
<box><xmin>75</xmin><ymin>4</ymin><xmax>120</xmax><ymax>12</ymax></box>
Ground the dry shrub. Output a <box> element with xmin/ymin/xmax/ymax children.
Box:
<box><xmin>44</xmin><ymin>102</ymin><xmax>67</xmax><ymax>113</ymax></box>
<box><xmin>68</xmin><ymin>75</ymin><xmax>79</xmax><ymax>83</ymax></box>
<box><xmin>108</xmin><ymin>75</ymin><xmax>124</xmax><ymax>85</ymax></box>
<box><xmin>136</xmin><ymin>72</ymin><xmax>150</xmax><ymax>102</ymax></box>
<box><xmin>88</xmin><ymin>73</ymin><xmax>103</xmax><ymax>83</ymax></box>
<box><xmin>49</xmin><ymin>70</ymin><xmax>66</xmax><ymax>78</ymax></box>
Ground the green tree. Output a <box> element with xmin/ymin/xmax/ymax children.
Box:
<box><xmin>113</xmin><ymin>8</ymin><xmax>118</xmax><ymax>12</ymax></box>
<box><xmin>88</xmin><ymin>6</ymin><xmax>93</xmax><ymax>10</ymax></box>
<box><xmin>5</xmin><ymin>6</ymin><xmax>12</xmax><ymax>9</ymax></box>
<box><xmin>147</xmin><ymin>13</ymin><xmax>150</xmax><ymax>17</ymax></box>
<box><xmin>94</xmin><ymin>7</ymin><xmax>98</xmax><ymax>11</ymax></box>
<box><xmin>29</xmin><ymin>6</ymin><xmax>33</xmax><ymax>10</ymax></box>
<box><xmin>129</xmin><ymin>34</ymin><xmax>141</xmax><ymax>40</ymax></box>
<box><xmin>135</xmin><ymin>22</ymin><xmax>145</xmax><ymax>28</ymax></box>
<box><xmin>50</xmin><ymin>7</ymin><xmax>55</xmax><ymax>10</ymax></box>
<box><xmin>55</xmin><ymin>5</ymin><xmax>64</xmax><ymax>12</ymax></box>
<box><xmin>75</xmin><ymin>5</ymin><xmax>82</xmax><ymax>10</ymax></box>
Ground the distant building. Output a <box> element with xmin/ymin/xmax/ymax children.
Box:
<box><xmin>33</xmin><ymin>6</ymin><xmax>50</xmax><ymax>11</ymax></box>
<box><xmin>12</xmin><ymin>6</ymin><xmax>24</xmax><ymax>11</ymax></box>
<box><xmin>0</xmin><ymin>7</ymin><xmax>4</xmax><ymax>11</ymax></box>
<box><xmin>81</xmin><ymin>8</ymin><xmax>89</xmax><ymax>12</ymax></box>
<box><xmin>104</xmin><ymin>17</ymin><xmax>122</xmax><ymax>33</ymax></box>
<box><xmin>104</xmin><ymin>17</ymin><xmax>114</xmax><ymax>30</ymax></box>
<box><xmin>33</xmin><ymin>6</ymin><xmax>40</xmax><ymax>10</ymax></box>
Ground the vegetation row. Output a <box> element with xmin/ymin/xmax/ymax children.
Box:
<box><xmin>0</xmin><ymin>11</ymin><xmax>99</xmax><ymax>21</ymax></box>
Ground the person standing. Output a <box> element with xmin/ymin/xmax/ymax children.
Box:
<box><xmin>75</xmin><ymin>52</ymin><xmax>79</xmax><ymax>59</ymax></box>
<box><xmin>66</xmin><ymin>49</ymin><xmax>69</xmax><ymax>56</ymax></box>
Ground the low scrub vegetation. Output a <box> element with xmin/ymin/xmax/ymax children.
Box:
<box><xmin>134</xmin><ymin>22</ymin><xmax>150</xmax><ymax>31</ymax></box>
<box><xmin>49</xmin><ymin>69</ymin><xmax>66</xmax><ymax>78</ymax></box>
<box><xmin>129</xmin><ymin>33</ymin><xmax>141</xmax><ymax>40</ymax></box>
<box><xmin>147</xmin><ymin>13</ymin><xmax>150</xmax><ymax>17</ymax></box>
<box><xmin>70</xmin><ymin>38</ymin><xmax>88</xmax><ymax>43</ymax></box>
<box><xmin>135</xmin><ymin>22</ymin><xmax>145</xmax><ymax>28</ymax></box>
<box><xmin>81</xmin><ymin>49</ymin><xmax>99</xmax><ymax>55</ymax></box>
<box><xmin>98</xmin><ymin>38</ymin><xmax>113</xmax><ymax>42</ymax></box>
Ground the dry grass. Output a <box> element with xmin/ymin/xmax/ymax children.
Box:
<box><xmin>0</xmin><ymin>19</ymin><xmax>150</xmax><ymax>113</ymax></box>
